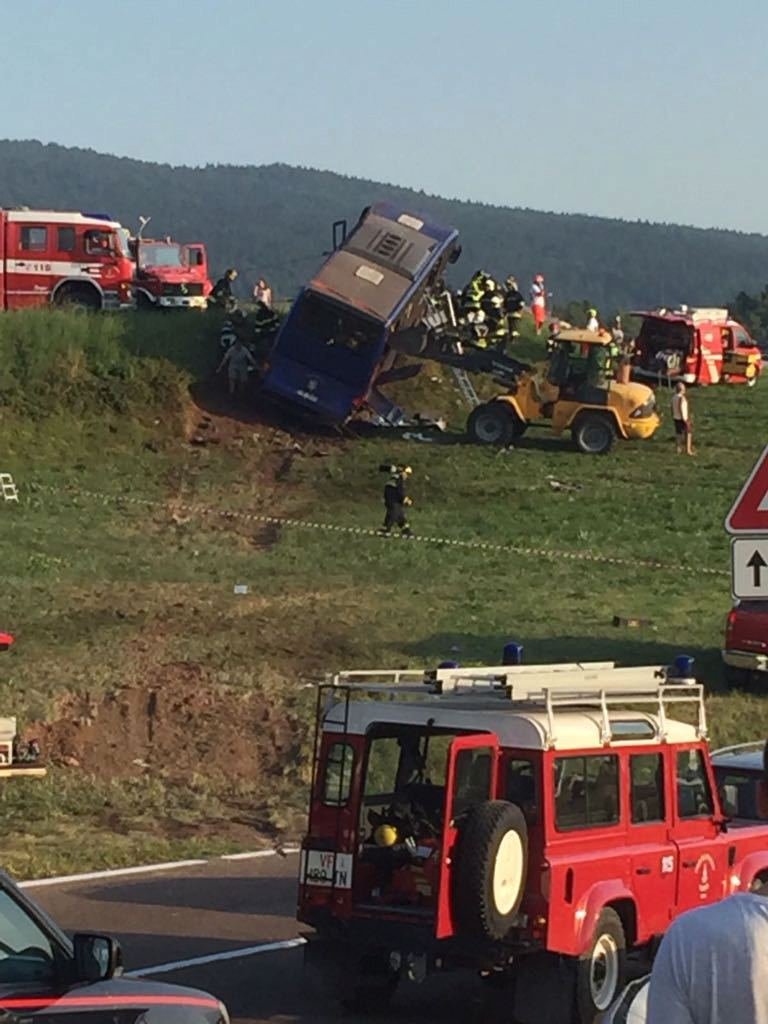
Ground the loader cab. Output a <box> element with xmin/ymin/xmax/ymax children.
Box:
<box><xmin>547</xmin><ymin>331</ymin><xmax>612</xmax><ymax>399</ymax></box>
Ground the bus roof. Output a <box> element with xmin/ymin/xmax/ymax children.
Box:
<box><xmin>307</xmin><ymin>201</ymin><xmax>459</xmax><ymax>324</ymax></box>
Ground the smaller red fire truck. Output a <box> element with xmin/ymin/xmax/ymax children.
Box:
<box><xmin>131</xmin><ymin>227</ymin><xmax>211</xmax><ymax>310</ymax></box>
<box><xmin>631</xmin><ymin>307</ymin><xmax>762</xmax><ymax>386</ymax></box>
<box><xmin>298</xmin><ymin>658</ymin><xmax>768</xmax><ymax>1024</ymax></box>
<box><xmin>0</xmin><ymin>209</ymin><xmax>134</xmax><ymax>311</ymax></box>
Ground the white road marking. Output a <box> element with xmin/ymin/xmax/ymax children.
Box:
<box><xmin>20</xmin><ymin>859</ymin><xmax>209</xmax><ymax>889</ymax></box>
<box><xmin>125</xmin><ymin>937</ymin><xmax>307</xmax><ymax>977</ymax></box>
<box><xmin>20</xmin><ymin>848</ymin><xmax>299</xmax><ymax>889</ymax></box>
<box><xmin>220</xmin><ymin>847</ymin><xmax>300</xmax><ymax>861</ymax></box>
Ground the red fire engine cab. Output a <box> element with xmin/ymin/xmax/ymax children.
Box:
<box><xmin>0</xmin><ymin>209</ymin><xmax>134</xmax><ymax>311</ymax></box>
<box><xmin>298</xmin><ymin>659</ymin><xmax>768</xmax><ymax>1024</ymax></box>
<box><xmin>631</xmin><ymin>307</ymin><xmax>762</xmax><ymax>386</ymax></box>
<box><xmin>131</xmin><ymin>235</ymin><xmax>212</xmax><ymax>310</ymax></box>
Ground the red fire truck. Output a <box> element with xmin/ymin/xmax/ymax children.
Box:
<box><xmin>0</xmin><ymin>209</ymin><xmax>134</xmax><ymax>311</ymax></box>
<box><xmin>631</xmin><ymin>307</ymin><xmax>762</xmax><ymax>386</ymax></box>
<box><xmin>132</xmin><ymin>235</ymin><xmax>212</xmax><ymax>310</ymax></box>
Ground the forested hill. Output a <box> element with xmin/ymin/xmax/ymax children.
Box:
<box><xmin>1</xmin><ymin>138</ymin><xmax>767</xmax><ymax>310</ymax></box>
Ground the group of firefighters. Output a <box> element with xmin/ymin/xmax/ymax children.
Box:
<box><xmin>455</xmin><ymin>270</ymin><xmax>532</xmax><ymax>351</ymax></box>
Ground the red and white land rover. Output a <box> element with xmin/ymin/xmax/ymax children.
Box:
<box><xmin>297</xmin><ymin>659</ymin><xmax>768</xmax><ymax>1024</ymax></box>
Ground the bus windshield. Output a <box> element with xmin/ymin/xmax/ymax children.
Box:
<box><xmin>279</xmin><ymin>293</ymin><xmax>384</xmax><ymax>385</ymax></box>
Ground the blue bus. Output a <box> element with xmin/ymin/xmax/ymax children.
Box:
<box><xmin>261</xmin><ymin>201</ymin><xmax>461</xmax><ymax>424</ymax></box>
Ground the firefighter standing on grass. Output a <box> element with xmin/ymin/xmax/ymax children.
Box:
<box><xmin>378</xmin><ymin>465</ymin><xmax>413</xmax><ymax>537</ymax></box>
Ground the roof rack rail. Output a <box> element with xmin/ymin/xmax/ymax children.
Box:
<box><xmin>323</xmin><ymin>662</ymin><xmax>707</xmax><ymax>745</ymax></box>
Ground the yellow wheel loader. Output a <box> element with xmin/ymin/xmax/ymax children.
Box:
<box><xmin>466</xmin><ymin>330</ymin><xmax>660</xmax><ymax>455</ymax></box>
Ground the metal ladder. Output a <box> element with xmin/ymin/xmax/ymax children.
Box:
<box><xmin>451</xmin><ymin>366</ymin><xmax>480</xmax><ymax>408</ymax></box>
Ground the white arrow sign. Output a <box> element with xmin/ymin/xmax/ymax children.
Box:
<box><xmin>732</xmin><ymin>537</ymin><xmax>768</xmax><ymax>600</ymax></box>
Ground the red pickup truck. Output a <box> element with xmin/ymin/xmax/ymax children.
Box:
<box><xmin>723</xmin><ymin>601</ymin><xmax>768</xmax><ymax>687</ymax></box>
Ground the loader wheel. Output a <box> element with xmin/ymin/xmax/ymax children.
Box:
<box><xmin>572</xmin><ymin>413</ymin><xmax>616</xmax><ymax>455</ymax></box>
<box><xmin>455</xmin><ymin>800</ymin><xmax>528</xmax><ymax>941</ymax></box>
<box><xmin>467</xmin><ymin>403</ymin><xmax>523</xmax><ymax>446</ymax></box>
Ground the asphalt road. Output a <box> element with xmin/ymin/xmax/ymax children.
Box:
<box><xmin>30</xmin><ymin>853</ymin><xmax>490</xmax><ymax>1024</ymax></box>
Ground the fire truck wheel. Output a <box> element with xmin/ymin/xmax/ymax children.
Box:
<box><xmin>54</xmin><ymin>284</ymin><xmax>101</xmax><ymax>311</ymax></box>
<box><xmin>467</xmin><ymin>403</ymin><xmax>519</xmax><ymax>446</ymax></box>
<box><xmin>456</xmin><ymin>800</ymin><xmax>528</xmax><ymax>941</ymax></box>
<box><xmin>575</xmin><ymin>908</ymin><xmax>627</xmax><ymax>1022</ymax></box>
<box><xmin>572</xmin><ymin>413</ymin><xmax>616</xmax><ymax>455</ymax></box>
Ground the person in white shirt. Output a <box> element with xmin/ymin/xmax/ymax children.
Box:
<box><xmin>586</xmin><ymin>308</ymin><xmax>600</xmax><ymax>333</ymax></box>
<box><xmin>671</xmin><ymin>380</ymin><xmax>693</xmax><ymax>455</ymax></box>
<box><xmin>253</xmin><ymin>278</ymin><xmax>273</xmax><ymax>308</ymax></box>
<box><xmin>530</xmin><ymin>274</ymin><xmax>547</xmax><ymax>334</ymax></box>
<box><xmin>647</xmin><ymin>740</ymin><xmax>768</xmax><ymax>1024</ymax></box>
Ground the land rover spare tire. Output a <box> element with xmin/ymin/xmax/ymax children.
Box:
<box><xmin>456</xmin><ymin>800</ymin><xmax>528</xmax><ymax>941</ymax></box>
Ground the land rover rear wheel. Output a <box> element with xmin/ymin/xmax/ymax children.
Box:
<box><xmin>339</xmin><ymin>953</ymin><xmax>400</xmax><ymax>1012</ymax></box>
<box><xmin>456</xmin><ymin>800</ymin><xmax>528</xmax><ymax>941</ymax></box>
<box><xmin>575</xmin><ymin>908</ymin><xmax>627</xmax><ymax>1023</ymax></box>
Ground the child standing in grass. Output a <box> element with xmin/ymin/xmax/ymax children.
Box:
<box><xmin>671</xmin><ymin>381</ymin><xmax>693</xmax><ymax>455</ymax></box>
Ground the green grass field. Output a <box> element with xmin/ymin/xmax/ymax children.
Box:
<box><xmin>1</xmin><ymin>308</ymin><xmax>767</xmax><ymax>877</ymax></box>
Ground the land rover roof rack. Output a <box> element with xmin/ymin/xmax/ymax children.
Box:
<box><xmin>322</xmin><ymin>660</ymin><xmax>707</xmax><ymax>744</ymax></box>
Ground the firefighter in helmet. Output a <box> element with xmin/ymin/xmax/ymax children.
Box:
<box><xmin>209</xmin><ymin>268</ymin><xmax>238</xmax><ymax>312</ymax></box>
<box><xmin>480</xmin><ymin>277</ymin><xmax>509</xmax><ymax>351</ymax></box>
<box><xmin>504</xmin><ymin>275</ymin><xmax>526</xmax><ymax>341</ymax></box>
<box><xmin>378</xmin><ymin>464</ymin><xmax>413</xmax><ymax>537</ymax></box>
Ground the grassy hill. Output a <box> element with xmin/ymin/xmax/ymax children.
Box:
<box><xmin>2</xmin><ymin>139</ymin><xmax>768</xmax><ymax>310</ymax></box>
<box><xmin>1</xmin><ymin>309</ymin><xmax>767</xmax><ymax>877</ymax></box>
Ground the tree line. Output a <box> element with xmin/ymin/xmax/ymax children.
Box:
<box><xmin>2</xmin><ymin>139</ymin><xmax>768</xmax><ymax>313</ymax></box>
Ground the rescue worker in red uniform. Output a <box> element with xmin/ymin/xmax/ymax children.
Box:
<box><xmin>530</xmin><ymin>273</ymin><xmax>547</xmax><ymax>334</ymax></box>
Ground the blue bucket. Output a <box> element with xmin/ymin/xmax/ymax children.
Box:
<box><xmin>503</xmin><ymin>642</ymin><xmax>524</xmax><ymax>666</ymax></box>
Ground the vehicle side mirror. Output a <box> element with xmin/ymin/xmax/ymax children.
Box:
<box><xmin>73</xmin><ymin>933</ymin><xmax>122</xmax><ymax>982</ymax></box>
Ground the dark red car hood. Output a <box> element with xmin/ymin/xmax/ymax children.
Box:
<box><xmin>0</xmin><ymin>976</ymin><xmax>223</xmax><ymax>1021</ymax></box>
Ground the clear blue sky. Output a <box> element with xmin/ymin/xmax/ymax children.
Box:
<box><xmin>6</xmin><ymin>0</ymin><xmax>768</xmax><ymax>232</ymax></box>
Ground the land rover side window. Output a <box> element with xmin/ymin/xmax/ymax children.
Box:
<box><xmin>0</xmin><ymin>888</ymin><xmax>56</xmax><ymax>984</ymax></box>
<box><xmin>631</xmin><ymin>753</ymin><xmax>665</xmax><ymax>823</ymax></box>
<box><xmin>20</xmin><ymin>226</ymin><xmax>47</xmax><ymax>252</ymax></box>
<box><xmin>57</xmin><ymin>227</ymin><xmax>76</xmax><ymax>252</ymax></box>
<box><xmin>554</xmin><ymin>755</ymin><xmax>619</xmax><ymax>830</ymax></box>
<box><xmin>506</xmin><ymin>757</ymin><xmax>538</xmax><ymax>823</ymax></box>
<box><xmin>322</xmin><ymin>742</ymin><xmax>354</xmax><ymax>806</ymax></box>
<box><xmin>452</xmin><ymin>747</ymin><xmax>492</xmax><ymax>819</ymax></box>
<box><xmin>677</xmin><ymin>749</ymin><xmax>714</xmax><ymax>818</ymax></box>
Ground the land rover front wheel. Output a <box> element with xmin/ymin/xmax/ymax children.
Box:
<box><xmin>456</xmin><ymin>800</ymin><xmax>528</xmax><ymax>941</ymax></box>
<box><xmin>572</xmin><ymin>413</ymin><xmax>616</xmax><ymax>455</ymax></box>
<box><xmin>575</xmin><ymin>908</ymin><xmax>627</xmax><ymax>1023</ymax></box>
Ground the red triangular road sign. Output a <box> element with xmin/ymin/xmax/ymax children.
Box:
<box><xmin>726</xmin><ymin>445</ymin><xmax>768</xmax><ymax>534</ymax></box>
